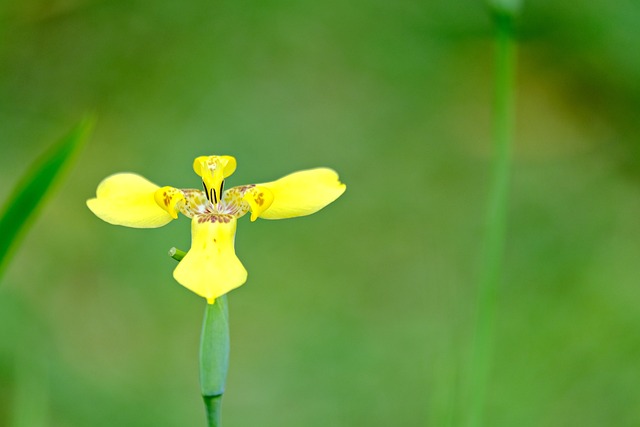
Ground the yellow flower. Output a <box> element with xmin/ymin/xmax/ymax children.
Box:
<box><xmin>87</xmin><ymin>155</ymin><xmax>346</xmax><ymax>304</ymax></box>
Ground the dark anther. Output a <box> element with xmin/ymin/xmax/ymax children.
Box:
<box><xmin>219</xmin><ymin>180</ymin><xmax>225</xmax><ymax>200</ymax></box>
<box><xmin>202</xmin><ymin>181</ymin><xmax>210</xmax><ymax>201</ymax></box>
<box><xmin>212</xmin><ymin>189</ymin><xmax>218</xmax><ymax>204</ymax></box>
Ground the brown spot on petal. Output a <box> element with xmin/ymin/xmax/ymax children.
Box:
<box><xmin>197</xmin><ymin>214</ymin><xmax>233</xmax><ymax>224</ymax></box>
<box><xmin>236</xmin><ymin>184</ymin><xmax>256</xmax><ymax>194</ymax></box>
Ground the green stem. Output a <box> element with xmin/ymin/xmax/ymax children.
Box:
<box><xmin>467</xmin><ymin>10</ymin><xmax>516</xmax><ymax>427</ymax></box>
<box><xmin>203</xmin><ymin>396</ymin><xmax>223</xmax><ymax>427</ymax></box>
<box><xmin>169</xmin><ymin>247</ymin><xmax>187</xmax><ymax>262</ymax></box>
<box><xmin>200</xmin><ymin>296</ymin><xmax>230</xmax><ymax>427</ymax></box>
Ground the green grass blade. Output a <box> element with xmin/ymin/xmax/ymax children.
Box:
<box><xmin>466</xmin><ymin>9</ymin><xmax>516</xmax><ymax>427</ymax></box>
<box><xmin>0</xmin><ymin>117</ymin><xmax>95</xmax><ymax>279</ymax></box>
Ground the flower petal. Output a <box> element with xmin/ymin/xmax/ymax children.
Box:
<box><xmin>173</xmin><ymin>214</ymin><xmax>247</xmax><ymax>304</ymax></box>
<box><xmin>193</xmin><ymin>156</ymin><xmax>237</xmax><ymax>203</ymax></box>
<box><xmin>180</xmin><ymin>189</ymin><xmax>214</xmax><ymax>217</ymax></box>
<box><xmin>154</xmin><ymin>186</ymin><xmax>186</xmax><ymax>219</ymax></box>
<box><xmin>193</xmin><ymin>155</ymin><xmax>237</xmax><ymax>179</ymax></box>
<box><xmin>257</xmin><ymin>168</ymin><xmax>346</xmax><ymax>219</ymax></box>
<box><xmin>219</xmin><ymin>185</ymin><xmax>273</xmax><ymax>220</ymax></box>
<box><xmin>86</xmin><ymin>173</ymin><xmax>174</xmax><ymax>228</ymax></box>
<box><xmin>242</xmin><ymin>186</ymin><xmax>274</xmax><ymax>222</ymax></box>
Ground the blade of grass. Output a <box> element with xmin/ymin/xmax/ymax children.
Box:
<box><xmin>0</xmin><ymin>117</ymin><xmax>95</xmax><ymax>280</ymax></box>
<box><xmin>466</xmin><ymin>7</ymin><xmax>517</xmax><ymax>427</ymax></box>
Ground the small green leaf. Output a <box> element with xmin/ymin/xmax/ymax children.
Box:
<box><xmin>0</xmin><ymin>117</ymin><xmax>95</xmax><ymax>280</ymax></box>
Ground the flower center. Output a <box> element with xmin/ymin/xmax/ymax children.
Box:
<box><xmin>202</xmin><ymin>179</ymin><xmax>225</xmax><ymax>205</ymax></box>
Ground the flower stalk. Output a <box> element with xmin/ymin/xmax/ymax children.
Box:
<box><xmin>200</xmin><ymin>297</ymin><xmax>230</xmax><ymax>427</ymax></box>
<box><xmin>467</xmin><ymin>6</ymin><xmax>517</xmax><ymax>427</ymax></box>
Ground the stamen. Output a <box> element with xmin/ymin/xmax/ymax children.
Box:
<box><xmin>219</xmin><ymin>180</ymin><xmax>225</xmax><ymax>200</ymax></box>
<box><xmin>212</xmin><ymin>189</ymin><xmax>218</xmax><ymax>204</ymax></box>
<box><xmin>202</xmin><ymin>181</ymin><xmax>210</xmax><ymax>201</ymax></box>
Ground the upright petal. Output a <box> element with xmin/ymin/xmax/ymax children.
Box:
<box><xmin>257</xmin><ymin>168</ymin><xmax>346</xmax><ymax>220</ymax></box>
<box><xmin>193</xmin><ymin>155</ymin><xmax>237</xmax><ymax>179</ymax></box>
<box><xmin>193</xmin><ymin>156</ymin><xmax>237</xmax><ymax>203</ymax></box>
<box><xmin>87</xmin><ymin>173</ymin><xmax>174</xmax><ymax>228</ymax></box>
<box><xmin>173</xmin><ymin>214</ymin><xmax>247</xmax><ymax>304</ymax></box>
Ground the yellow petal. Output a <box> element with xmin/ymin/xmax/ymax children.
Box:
<box><xmin>153</xmin><ymin>186</ymin><xmax>186</xmax><ymax>219</ymax></box>
<box><xmin>257</xmin><ymin>168</ymin><xmax>346</xmax><ymax>220</ymax></box>
<box><xmin>86</xmin><ymin>173</ymin><xmax>174</xmax><ymax>228</ymax></box>
<box><xmin>193</xmin><ymin>156</ymin><xmax>237</xmax><ymax>203</ymax></box>
<box><xmin>173</xmin><ymin>215</ymin><xmax>248</xmax><ymax>304</ymax></box>
<box><xmin>242</xmin><ymin>185</ymin><xmax>274</xmax><ymax>222</ymax></box>
<box><xmin>193</xmin><ymin>155</ymin><xmax>237</xmax><ymax>178</ymax></box>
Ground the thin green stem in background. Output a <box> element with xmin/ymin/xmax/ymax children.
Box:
<box><xmin>200</xmin><ymin>296</ymin><xmax>230</xmax><ymax>427</ymax></box>
<box><xmin>467</xmin><ymin>9</ymin><xmax>517</xmax><ymax>427</ymax></box>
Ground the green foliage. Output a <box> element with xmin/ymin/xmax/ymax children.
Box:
<box><xmin>0</xmin><ymin>118</ymin><xmax>94</xmax><ymax>279</ymax></box>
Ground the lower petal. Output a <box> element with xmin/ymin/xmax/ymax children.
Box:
<box><xmin>173</xmin><ymin>215</ymin><xmax>248</xmax><ymax>303</ymax></box>
<box><xmin>86</xmin><ymin>173</ymin><xmax>174</xmax><ymax>228</ymax></box>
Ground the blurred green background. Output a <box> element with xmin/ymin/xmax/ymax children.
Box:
<box><xmin>1</xmin><ymin>0</ymin><xmax>640</xmax><ymax>426</ymax></box>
